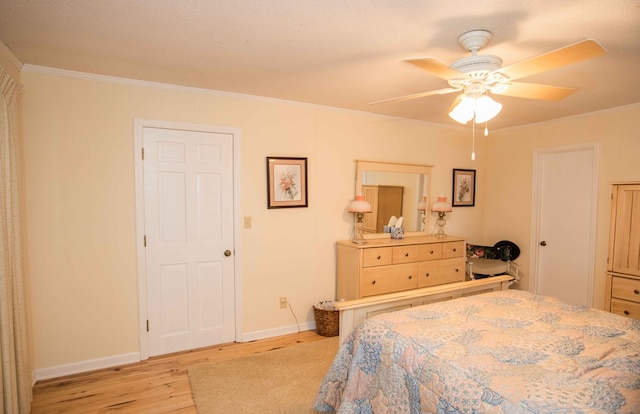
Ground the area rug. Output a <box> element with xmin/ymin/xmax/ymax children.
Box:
<box><xmin>188</xmin><ymin>337</ymin><xmax>339</xmax><ymax>413</ymax></box>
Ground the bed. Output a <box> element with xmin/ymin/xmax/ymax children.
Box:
<box><xmin>314</xmin><ymin>289</ymin><xmax>640</xmax><ymax>413</ymax></box>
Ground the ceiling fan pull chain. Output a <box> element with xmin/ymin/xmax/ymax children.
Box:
<box><xmin>471</xmin><ymin>118</ymin><xmax>476</xmax><ymax>160</ymax></box>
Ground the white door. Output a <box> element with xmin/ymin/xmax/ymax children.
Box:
<box><xmin>532</xmin><ymin>144</ymin><xmax>597</xmax><ymax>306</ymax></box>
<box><xmin>143</xmin><ymin>126</ymin><xmax>235</xmax><ymax>356</ymax></box>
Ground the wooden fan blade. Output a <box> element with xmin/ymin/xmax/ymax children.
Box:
<box><xmin>448</xmin><ymin>94</ymin><xmax>464</xmax><ymax>112</ymax></box>
<box><xmin>493</xmin><ymin>82</ymin><xmax>576</xmax><ymax>101</ymax></box>
<box><xmin>369</xmin><ymin>87</ymin><xmax>460</xmax><ymax>105</ymax></box>
<box><xmin>406</xmin><ymin>58</ymin><xmax>463</xmax><ymax>80</ymax></box>
<box><xmin>497</xmin><ymin>39</ymin><xmax>607</xmax><ymax>81</ymax></box>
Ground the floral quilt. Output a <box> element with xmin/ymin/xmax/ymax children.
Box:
<box><xmin>314</xmin><ymin>290</ymin><xmax>640</xmax><ymax>413</ymax></box>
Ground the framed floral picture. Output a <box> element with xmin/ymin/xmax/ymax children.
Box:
<box><xmin>452</xmin><ymin>169</ymin><xmax>476</xmax><ymax>207</ymax></box>
<box><xmin>267</xmin><ymin>157</ymin><xmax>308</xmax><ymax>208</ymax></box>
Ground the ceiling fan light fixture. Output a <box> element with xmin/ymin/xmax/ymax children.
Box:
<box><xmin>448</xmin><ymin>95</ymin><xmax>475</xmax><ymax>124</ymax></box>
<box><xmin>474</xmin><ymin>95</ymin><xmax>502</xmax><ymax>123</ymax></box>
<box><xmin>448</xmin><ymin>94</ymin><xmax>502</xmax><ymax>124</ymax></box>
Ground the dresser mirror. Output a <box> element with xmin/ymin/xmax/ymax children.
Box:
<box><xmin>355</xmin><ymin>160</ymin><xmax>433</xmax><ymax>236</ymax></box>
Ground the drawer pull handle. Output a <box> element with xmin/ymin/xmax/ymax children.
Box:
<box><xmin>371</xmin><ymin>280</ymin><xmax>376</xmax><ymax>285</ymax></box>
<box><xmin>408</xmin><ymin>275</ymin><xmax>413</xmax><ymax>280</ymax></box>
<box><xmin>430</xmin><ymin>250</ymin><xmax>434</xmax><ymax>254</ymax></box>
<box><xmin>634</xmin><ymin>289</ymin><xmax>640</xmax><ymax>295</ymax></box>
<box><xmin>377</xmin><ymin>255</ymin><xmax>381</xmax><ymax>260</ymax></box>
<box><xmin>424</xmin><ymin>273</ymin><xmax>430</xmax><ymax>277</ymax></box>
<box><xmin>455</xmin><ymin>268</ymin><xmax>459</xmax><ymax>272</ymax></box>
<box><xmin>452</xmin><ymin>248</ymin><xmax>457</xmax><ymax>252</ymax></box>
<box><xmin>624</xmin><ymin>310</ymin><xmax>630</xmax><ymax>315</ymax></box>
<box><xmin>405</xmin><ymin>253</ymin><xmax>409</xmax><ymax>257</ymax></box>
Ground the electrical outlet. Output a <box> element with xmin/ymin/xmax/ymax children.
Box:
<box><xmin>279</xmin><ymin>297</ymin><xmax>287</xmax><ymax>309</ymax></box>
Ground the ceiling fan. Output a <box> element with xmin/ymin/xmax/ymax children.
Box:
<box><xmin>370</xmin><ymin>30</ymin><xmax>607</xmax><ymax>123</ymax></box>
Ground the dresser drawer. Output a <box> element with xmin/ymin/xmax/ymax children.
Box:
<box><xmin>361</xmin><ymin>263</ymin><xmax>418</xmax><ymax>297</ymax></box>
<box><xmin>362</xmin><ymin>247</ymin><xmax>392</xmax><ymax>267</ymax></box>
<box><xmin>443</xmin><ymin>241</ymin><xmax>464</xmax><ymax>258</ymax></box>
<box><xmin>418</xmin><ymin>243</ymin><xmax>443</xmax><ymax>261</ymax></box>
<box><xmin>417</xmin><ymin>257</ymin><xmax>465</xmax><ymax>288</ymax></box>
<box><xmin>392</xmin><ymin>245</ymin><xmax>420</xmax><ymax>264</ymax></box>
<box><xmin>611</xmin><ymin>276</ymin><xmax>640</xmax><ymax>303</ymax></box>
<box><xmin>610</xmin><ymin>298</ymin><xmax>640</xmax><ymax>319</ymax></box>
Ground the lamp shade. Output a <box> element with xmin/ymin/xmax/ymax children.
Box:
<box><xmin>348</xmin><ymin>195</ymin><xmax>372</xmax><ymax>213</ymax></box>
<box><xmin>417</xmin><ymin>195</ymin><xmax>427</xmax><ymax>211</ymax></box>
<box><xmin>448</xmin><ymin>94</ymin><xmax>502</xmax><ymax>124</ymax></box>
<box><xmin>448</xmin><ymin>95</ymin><xmax>475</xmax><ymax>124</ymax></box>
<box><xmin>431</xmin><ymin>196</ymin><xmax>452</xmax><ymax>212</ymax></box>
<box><xmin>473</xmin><ymin>95</ymin><xmax>502</xmax><ymax>123</ymax></box>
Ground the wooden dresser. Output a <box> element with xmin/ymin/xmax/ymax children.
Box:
<box><xmin>605</xmin><ymin>182</ymin><xmax>640</xmax><ymax>319</ymax></box>
<box><xmin>336</xmin><ymin>235</ymin><xmax>466</xmax><ymax>300</ymax></box>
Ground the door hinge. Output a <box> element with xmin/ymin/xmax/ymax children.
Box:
<box><xmin>141</xmin><ymin>147</ymin><xmax>145</xmax><ymax>160</ymax></box>
<box><xmin>146</xmin><ymin>320</ymin><xmax>149</xmax><ymax>332</ymax></box>
<box><xmin>144</xmin><ymin>235</ymin><xmax>147</xmax><ymax>247</ymax></box>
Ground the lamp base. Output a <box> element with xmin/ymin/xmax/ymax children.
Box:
<box><xmin>352</xmin><ymin>219</ymin><xmax>368</xmax><ymax>244</ymax></box>
<box><xmin>435</xmin><ymin>218</ymin><xmax>447</xmax><ymax>237</ymax></box>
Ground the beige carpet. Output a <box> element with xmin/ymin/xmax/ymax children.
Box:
<box><xmin>188</xmin><ymin>337</ymin><xmax>339</xmax><ymax>413</ymax></box>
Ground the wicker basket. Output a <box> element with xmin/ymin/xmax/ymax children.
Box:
<box><xmin>313</xmin><ymin>305</ymin><xmax>339</xmax><ymax>337</ymax></box>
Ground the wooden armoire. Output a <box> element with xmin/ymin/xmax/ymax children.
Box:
<box><xmin>361</xmin><ymin>185</ymin><xmax>403</xmax><ymax>233</ymax></box>
<box><xmin>605</xmin><ymin>182</ymin><xmax>640</xmax><ymax>319</ymax></box>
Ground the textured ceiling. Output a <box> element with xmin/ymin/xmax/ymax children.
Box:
<box><xmin>1</xmin><ymin>0</ymin><xmax>639</xmax><ymax>129</ymax></box>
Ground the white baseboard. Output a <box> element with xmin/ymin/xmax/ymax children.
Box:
<box><xmin>34</xmin><ymin>322</ymin><xmax>318</xmax><ymax>381</ymax></box>
<box><xmin>240</xmin><ymin>321</ymin><xmax>316</xmax><ymax>342</ymax></box>
<box><xmin>34</xmin><ymin>352</ymin><xmax>141</xmax><ymax>382</ymax></box>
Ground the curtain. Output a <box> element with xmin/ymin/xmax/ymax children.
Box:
<box><xmin>0</xmin><ymin>67</ymin><xmax>31</xmax><ymax>413</ymax></box>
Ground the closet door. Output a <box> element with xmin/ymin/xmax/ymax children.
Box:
<box><xmin>143</xmin><ymin>126</ymin><xmax>236</xmax><ymax>357</ymax></box>
<box><xmin>532</xmin><ymin>144</ymin><xmax>597</xmax><ymax>307</ymax></box>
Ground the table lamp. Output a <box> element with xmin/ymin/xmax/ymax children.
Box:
<box><xmin>431</xmin><ymin>196</ymin><xmax>452</xmax><ymax>237</ymax></box>
<box><xmin>348</xmin><ymin>195</ymin><xmax>372</xmax><ymax>244</ymax></box>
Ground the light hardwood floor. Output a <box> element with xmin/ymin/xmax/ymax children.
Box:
<box><xmin>31</xmin><ymin>330</ymin><xmax>324</xmax><ymax>413</ymax></box>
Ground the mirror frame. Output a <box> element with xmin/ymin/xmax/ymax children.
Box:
<box><xmin>355</xmin><ymin>160</ymin><xmax>433</xmax><ymax>238</ymax></box>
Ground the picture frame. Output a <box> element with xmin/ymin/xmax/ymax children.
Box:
<box><xmin>266</xmin><ymin>157</ymin><xmax>308</xmax><ymax>209</ymax></box>
<box><xmin>452</xmin><ymin>169</ymin><xmax>476</xmax><ymax>207</ymax></box>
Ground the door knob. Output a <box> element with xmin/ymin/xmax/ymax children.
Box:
<box><xmin>224</xmin><ymin>250</ymin><xmax>232</xmax><ymax>257</ymax></box>
<box><xmin>540</xmin><ymin>241</ymin><xmax>547</xmax><ymax>246</ymax></box>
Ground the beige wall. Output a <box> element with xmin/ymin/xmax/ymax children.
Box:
<box><xmin>19</xmin><ymin>66</ymin><xmax>640</xmax><ymax>373</ymax></box>
<box><xmin>483</xmin><ymin>104</ymin><xmax>640</xmax><ymax>308</ymax></box>
<box><xmin>20</xmin><ymin>69</ymin><xmax>486</xmax><ymax>371</ymax></box>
